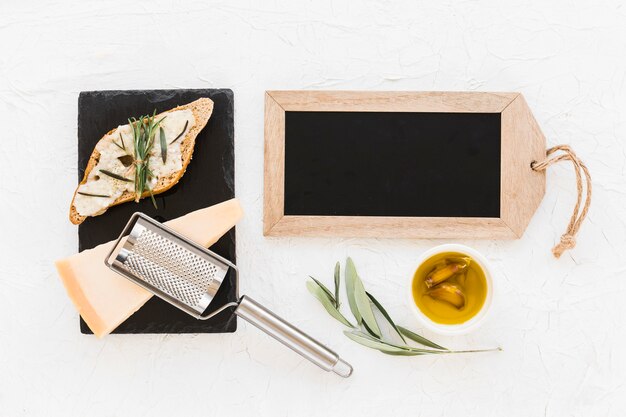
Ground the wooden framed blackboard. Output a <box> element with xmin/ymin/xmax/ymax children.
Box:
<box><xmin>264</xmin><ymin>91</ymin><xmax>546</xmax><ymax>239</ymax></box>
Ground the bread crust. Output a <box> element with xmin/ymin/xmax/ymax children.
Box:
<box><xmin>69</xmin><ymin>97</ymin><xmax>214</xmax><ymax>225</ymax></box>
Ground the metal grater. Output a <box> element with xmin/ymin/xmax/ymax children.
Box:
<box><xmin>106</xmin><ymin>213</ymin><xmax>239</xmax><ymax>320</ymax></box>
<box><xmin>105</xmin><ymin>212</ymin><xmax>353</xmax><ymax>378</ymax></box>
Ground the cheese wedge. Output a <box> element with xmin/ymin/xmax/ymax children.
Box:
<box><xmin>55</xmin><ymin>198</ymin><xmax>244</xmax><ymax>338</ymax></box>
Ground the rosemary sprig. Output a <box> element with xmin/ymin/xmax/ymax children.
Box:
<box><xmin>128</xmin><ymin>111</ymin><xmax>166</xmax><ymax>205</ymax></box>
<box><xmin>307</xmin><ymin>258</ymin><xmax>501</xmax><ymax>357</ymax></box>
<box><xmin>77</xmin><ymin>191</ymin><xmax>111</xmax><ymax>198</ymax></box>
<box><xmin>100</xmin><ymin>169</ymin><xmax>132</xmax><ymax>182</ymax></box>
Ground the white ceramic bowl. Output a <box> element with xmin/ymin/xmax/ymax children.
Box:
<box><xmin>407</xmin><ymin>244</ymin><xmax>494</xmax><ymax>336</ymax></box>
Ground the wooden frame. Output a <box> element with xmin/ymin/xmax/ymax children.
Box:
<box><xmin>264</xmin><ymin>91</ymin><xmax>546</xmax><ymax>239</ymax></box>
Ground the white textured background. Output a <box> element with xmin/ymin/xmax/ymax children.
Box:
<box><xmin>1</xmin><ymin>1</ymin><xmax>625</xmax><ymax>416</ymax></box>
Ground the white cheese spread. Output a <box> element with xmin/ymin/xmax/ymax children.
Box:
<box><xmin>73</xmin><ymin>109</ymin><xmax>195</xmax><ymax>217</ymax></box>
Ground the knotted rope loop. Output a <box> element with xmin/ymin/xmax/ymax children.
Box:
<box><xmin>531</xmin><ymin>145</ymin><xmax>592</xmax><ymax>258</ymax></box>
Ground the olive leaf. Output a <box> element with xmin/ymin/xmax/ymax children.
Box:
<box><xmin>366</xmin><ymin>292</ymin><xmax>406</xmax><ymax>344</ymax></box>
<box><xmin>380</xmin><ymin>350</ymin><xmax>427</xmax><ymax>356</ymax></box>
<box><xmin>333</xmin><ymin>262</ymin><xmax>341</xmax><ymax>309</ymax></box>
<box><xmin>361</xmin><ymin>320</ymin><xmax>381</xmax><ymax>339</ymax></box>
<box><xmin>345</xmin><ymin>257</ymin><xmax>362</xmax><ymax>325</ymax></box>
<box><xmin>346</xmin><ymin>331</ymin><xmax>458</xmax><ymax>355</ymax></box>
<box><xmin>307</xmin><ymin>281</ymin><xmax>355</xmax><ymax>328</ymax></box>
<box><xmin>344</xmin><ymin>331</ymin><xmax>444</xmax><ymax>356</ymax></box>
<box><xmin>349</xmin><ymin>260</ymin><xmax>381</xmax><ymax>338</ymax></box>
<box><xmin>346</xmin><ymin>257</ymin><xmax>382</xmax><ymax>337</ymax></box>
<box><xmin>398</xmin><ymin>326</ymin><xmax>447</xmax><ymax>351</ymax></box>
<box><xmin>343</xmin><ymin>331</ymin><xmax>409</xmax><ymax>354</ymax></box>
<box><xmin>309</xmin><ymin>276</ymin><xmax>336</xmax><ymax>307</ymax></box>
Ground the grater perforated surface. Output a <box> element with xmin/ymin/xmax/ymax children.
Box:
<box><xmin>121</xmin><ymin>226</ymin><xmax>226</xmax><ymax>313</ymax></box>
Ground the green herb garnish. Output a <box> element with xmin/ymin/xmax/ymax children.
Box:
<box><xmin>99</xmin><ymin>169</ymin><xmax>132</xmax><ymax>182</ymax></box>
<box><xmin>307</xmin><ymin>258</ymin><xmax>501</xmax><ymax>357</ymax></box>
<box><xmin>128</xmin><ymin>111</ymin><xmax>166</xmax><ymax>205</ymax></box>
<box><xmin>159</xmin><ymin>126</ymin><xmax>167</xmax><ymax>163</ymax></box>
<box><xmin>169</xmin><ymin>120</ymin><xmax>188</xmax><ymax>144</ymax></box>
<box><xmin>113</xmin><ymin>133</ymin><xmax>126</xmax><ymax>152</ymax></box>
<box><xmin>77</xmin><ymin>191</ymin><xmax>111</xmax><ymax>198</ymax></box>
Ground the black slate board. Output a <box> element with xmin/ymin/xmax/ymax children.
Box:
<box><xmin>284</xmin><ymin>111</ymin><xmax>501</xmax><ymax>218</ymax></box>
<box><xmin>77</xmin><ymin>89</ymin><xmax>236</xmax><ymax>334</ymax></box>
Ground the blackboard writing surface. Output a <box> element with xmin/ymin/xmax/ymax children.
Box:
<box><xmin>284</xmin><ymin>111</ymin><xmax>501</xmax><ymax>218</ymax></box>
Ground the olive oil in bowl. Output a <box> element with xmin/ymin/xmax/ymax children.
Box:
<box><xmin>412</xmin><ymin>251</ymin><xmax>489</xmax><ymax>326</ymax></box>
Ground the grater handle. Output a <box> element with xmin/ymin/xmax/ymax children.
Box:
<box><xmin>234</xmin><ymin>295</ymin><xmax>353</xmax><ymax>378</ymax></box>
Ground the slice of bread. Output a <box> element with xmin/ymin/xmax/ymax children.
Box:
<box><xmin>69</xmin><ymin>97</ymin><xmax>214</xmax><ymax>225</ymax></box>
